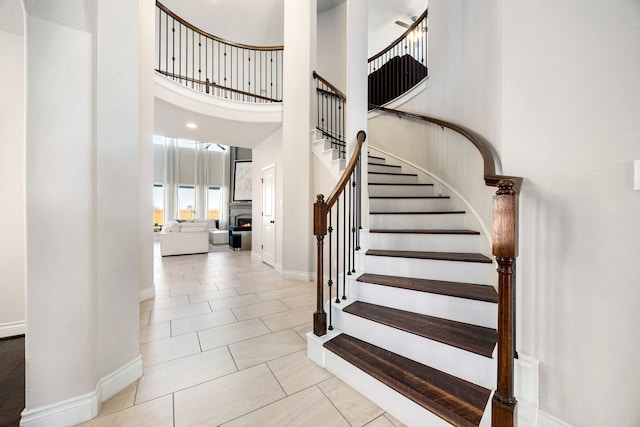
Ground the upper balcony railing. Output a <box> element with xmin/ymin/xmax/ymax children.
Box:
<box><xmin>155</xmin><ymin>1</ymin><xmax>283</xmax><ymax>103</ymax></box>
<box><xmin>368</xmin><ymin>9</ymin><xmax>428</xmax><ymax>106</ymax></box>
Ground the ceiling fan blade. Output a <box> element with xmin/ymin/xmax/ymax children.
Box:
<box><xmin>394</xmin><ymin>20</ymin><xmax>410</xmax><ymax>29</ymax></box>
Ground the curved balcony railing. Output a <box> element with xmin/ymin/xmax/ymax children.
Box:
<box><xmin>368</xmin><ymin>8</ymin><xmax>428</xmax><ymax>106</ymax></box>
<box><xmin>155</xmin><ymin>1</ymin><xmax>283</xmax><ymax>103</ymax></box>
<box><xmin>313</xmin><ymin>71</ymin><xmax>346</xmax><ymax>159</ymax></box>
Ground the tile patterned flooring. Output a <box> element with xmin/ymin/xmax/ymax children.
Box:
<box><xmin>79</xmin><ymin>244</ymin><xmax>405</xmax><ymax>427</ymax></box>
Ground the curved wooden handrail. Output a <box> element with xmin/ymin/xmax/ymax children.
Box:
<box><xmin>369</xmin><ymin>8</ymin><xmax>428</xmax><ymax>63</ymax></box>
<box><xmin>156</xmin><ymin>1</ymin><xmax>283</xmax><ymax>51</ymax></box>
<box><xmin>369</xmin><ymin>104</ymin><xmax>522</xmax><ymax>192</ymax></box>
<box><xmin>326</xmin><ymin>131</ymin><xmax>366</xmax><ymax>208</ymax></box>
<box><xmin>313</xmin><ymin>71</ymin><xmax>347</xmax><ymax>101</ymax></box>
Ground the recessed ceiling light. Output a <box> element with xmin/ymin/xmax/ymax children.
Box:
<box><xmin>186</xmin><ymin>122</ymin><xmax>198</xmax><ymax>129</ymax></box>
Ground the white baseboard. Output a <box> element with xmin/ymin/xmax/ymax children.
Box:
<box><xmin>282</xmin><ymin>270</ymin><xmax>313</xmax><ymax>281</ymax></box>
<box><xmin>20</xmin><ymin>355</ymin><xmax>142</xmax><ymax>427</ymax></box>
<box><xmin>139</xmin><ymin>286</ymin><xmax>155</xmax><ymax>302</ymax></box>
<box><xmin>538</xmin><ymin>410</ymin><xmax>572</xmax><ymax>427</ymax></box>
<box><xmin>0</xmin><ymin>321</ymin><xmax>25</xmax><ymax>338</ymax></box>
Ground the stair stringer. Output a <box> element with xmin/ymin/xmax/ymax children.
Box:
<box><xmin>367</xmin><ymin>145</ymin><xmax>493</xmax><ymax>258</ymax></box>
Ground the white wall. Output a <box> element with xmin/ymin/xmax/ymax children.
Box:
<box><xmin>252</xmin><ymin>128</ymin><xmax>284</xmax><ymax>267</ymax></box>
<box><xmin>0</xmin><ymin>27</ymin><xmax>25</xmax><ymax>338</ymax></box>
<box><xmin>317</xmin><ymin>2</ymin><xmax>346</xmax><ymax>91</ymax></box>
<box><xmin>160</xmin><ymin>0</ymin><xmax>284</xmax><ymax>46</ymax></box>
<box><xmin>501</xmin><ymin>0</ymin><xmax>640</xmax><ymax>425</ymax></box>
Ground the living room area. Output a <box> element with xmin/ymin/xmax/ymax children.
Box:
<box><xmin>153</xmin><ymin>137</ymin><xmax>253</xmax><ymax>256</ymax></box>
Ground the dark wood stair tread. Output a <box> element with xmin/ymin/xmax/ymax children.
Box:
<box><xmin>368</xmin><ymin>183</ymin><xmax>433</xmax><ymax>186</ymax></box>
<box><xmin>368</xmin><ymin>162</ymin><xmax>400</xmax><ymax>168</ymax></box>
<box><xmin>324</xmin><ymin>333</ymin><xmax>491</xmax><ymax>427</ymax></box>
<box><xmin>369</xmin><ymin>228</ymin><xmax>479</xmax><ymax>235</ymax></box>
<box><xmin>366</xmin><ymin>249</ymin><xmax>492</xmax><ymax>264</ymax></box>
<box><xmin>370</xmin><ymin>210</ymin><xmax>465</xmax><ymax>215</ymax></box>
<box><xmin>344</xmin><ymin>301</ymin><xmax>497</xmax><ymax>357</ymax></box>
<box><xmin>369</xmin><ymin>196</ymin><xmax>450</xmax><ymax>199</ymax></box>
<box><xmin>368</xmin><ymin>171</ymin><xmax>417</xmax><ymax>177</ymax></box>
<box><xmin>368</xmin><ymin>155</ymin><xmax>385</xmax><ymax>162</ymax></box>
<box><xmin>357</xmin><ymin>273</ymin><xmax>498</xmax><ymax>303</ymax></box>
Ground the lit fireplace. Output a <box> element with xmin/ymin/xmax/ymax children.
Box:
<box><xmin>237</xmin><ymin>217</ymin><xmax>252</xmax><ymax>228</ymax></box>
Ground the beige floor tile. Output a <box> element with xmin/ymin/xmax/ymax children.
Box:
<box><xmin>318</xmin><ymin>377</ymin><xmax>385</xmax><ymax>426</ymax></box>
<box><xmin>293</xmin><ymin>323</ymin><xmax>313</xmax><ymax>341</ymax></box>
<box><xmin>174</xmin><ymin>364</ymin><xmax>285</xmax><ymax>427</ymax></box>
<box><xmin>209</xmin><ymin>294</ymin><xmax>263</xmax><ymax>311</ymax></box>
<box><xmin>233</xmin><ymin>282</ymin><xmax>285</xmax><ymax>295</ymax></box>
<box><xmin>140</xmin><ymin>332</ymin><xmax>200</xmax><ymax>367</ymax></box>
<box><xmin>267</xmin><ymin>350</ymin><xmax>333</xmax><ymax>395</ymax></box>
<box><xmin>198</xmin><ymin>318</ymin><xmax>270</xmax><ymax>351</ymax></box>
<box><xmin>78</xmin><ymin>395</ymin><xmax>173</xmax><ymax>427</ymax></box>
<box><xmin>229</xmin><ymin>329</ymin><xmax>306</xmax><ymax>370</ymax></box>
<box><xmin>256</xmin><ymin>286</ymin><xmax>306</xmax><ymax>301</ymax></box>
<box><xmin>135</xmin><ymin>346</ymin><xmax>237</xmax><ymax>404</ymax></box>
<box><xmin>96</xmin><ymin>381</ymin><xmax>137</xmax><ymax>417</ymax></box>
<box><xmin>139</xmin><ymin>311</ymin><xmax>150</xmax><ymax>326</ymax></box>
<box><xmin>148</xmin><ymin>301</ymin><xmax>211</xmax><ymax>324</ymax></box>
<box><xmin>209</xmin><ymin>278</ymin><xmax>258</xmax><ymax>288</ymax></box>
<box><xmin>182</xmin><ymin>270</ymin><xmax>223</xmax><ymax>281</ymax></box>
<box><xmin>140</xmin><ymin>295</ymin><xmax>190</xmax><ymax>313</ymax></box>
<box><xmin>281</xmin><ymin>293</ymin><xmax>317</xmax><ymax>310</ymax></box>
<box><xmin>261</xmin><ymin>307</ymin><xmax>313</xmax><ymax>332</ymax></box>
<box><xmin>231</xmin><ymin>299</ymin><xmax>290</xmax><ymax>320</ymax></box>
<box><xmin>169</xmin><ymin>283</ymin><xmax>218</xmax><ymax>297</ymax></box>
<box><xmin>187</xmin><ymin>287</ymin><xmax>240</xmax><ymax>304</ymax></box>
<box><xmin>222</xmin><ymin>385</ymin><xmax>349</xmax><ymax>427</ymax></box>
<box><xmin>171</xmin><ymin>309</ymin><xmax>237</xmax><ymax>336</ymax></box>
<box><xmin>365</xmin><ymin>415</ymin><xmax>397</xmax><ymax>427</ymax></box>
<box><xmin>155</xmin><ymin>279</ymin><xmax>203</xmax><ymax>290</ymax></box>
<box><xmin>382</xmin><ymin>413</ymin><xmax>406</xmax><ymax>427</ymax></box>
<box><xmin>140</xmin><ymin>321</ymin><xmax>171</xmax><ymax>344</ymax></box>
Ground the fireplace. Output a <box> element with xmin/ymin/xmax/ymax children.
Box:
<box><xmin>237</xmin><ymin>217</ymin><xmax>252</xmax><ymax>228</ymax></box>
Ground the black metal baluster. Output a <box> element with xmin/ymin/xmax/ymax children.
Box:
<box><xmin>335</xmin><ymin>198</ymin><xmax>340</xmax><ymax>304</ymax></box>
<box><xmin>347</xmin><ymin>175</ymin><xmax>352</xmax><ymax>276</ymax></box>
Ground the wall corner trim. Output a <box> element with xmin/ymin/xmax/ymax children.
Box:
<box><xmin>20</xmin><ymin>356</ymin><xmax>142</xmax><ymax>427</ymax></box>
<box><xmin>538</xmin><ymin>410</ymin><xmax>572</xmax><ymax>427</ymax></box>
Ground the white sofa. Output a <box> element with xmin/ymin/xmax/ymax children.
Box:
<box><xmin>160</xmin><ymin>220</ymin><xmax>210</xmax><ymax>256</ymax></box>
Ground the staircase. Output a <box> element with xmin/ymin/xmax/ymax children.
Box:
<box><xmin>309</xmin><ymin>152</ymin><xmax>499</xmax><ymax>427</ymax></box>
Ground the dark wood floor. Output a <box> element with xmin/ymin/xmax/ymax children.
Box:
<box><xmin>0</xmin><ymin>336</ymin><xmax>24</xmax><ymax>427</ymax></box>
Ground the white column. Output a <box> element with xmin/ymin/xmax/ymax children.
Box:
<box><xmin>345</xmin><ymin>0</ymin><xmax>369</xmax><ymax>228</ymax></box>
<box><xmin>281</xmin><ymin>0</ymin><xmax>317</xmax><ymax>279</ymax></box>
<box><xmin>22</xmin><ymin>0</ymin><xmax>142</xmax><ymax>424</ymax></box>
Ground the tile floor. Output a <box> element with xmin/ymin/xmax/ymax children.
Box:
<box><xmin>78</xmin><ymin>243</ymin><xmax>405</xmax><ymax>427</ymax></box>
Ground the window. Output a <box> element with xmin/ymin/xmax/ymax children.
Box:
<box><xmin>178</xmin><ymin>185</ymin><xmax>196</xmax><ymax>219</ymax></box>
<box><xmin>207</xmin><ymin>187</ymin><xmax>221</xmax><ymax>219</ymax></box>
<box><xmin>153</xmin><ymin>184</ymin><xmax>164</xmax><ymax>231</ymax></box>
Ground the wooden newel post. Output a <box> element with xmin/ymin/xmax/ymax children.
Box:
<box><xmin>205</xmin><ymin>78</ymin><xmax>211</xmax><ymax>94</ymax></box>
<box><xmin>313</xmin><ymin>194</ymin><xmax>328</xmax><ymax>336</ymax></box>
<box><xmin>492</xmin><ymin>180</ymin><xmax>518</xmax><ymax>427</ymax></box>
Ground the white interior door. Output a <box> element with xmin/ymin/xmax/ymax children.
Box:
<box><xmin>261</xmin><ymin>164</ymin><xmax>276</xmax><ymax>266</ymax></box>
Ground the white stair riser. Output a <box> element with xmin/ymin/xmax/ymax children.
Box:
<box><xmin>365</xmin><ymin>255</ymin><xmax>494</xmax><ymax>285</ymax></box>
<box><xmin>368</xmin><ymin>156</ymin><xmax>386</xmax><ymax>164</ymax></box>
<box><xmin>368</xmin><ymin>164</ymin><xmax>402</xmax><ymax>174</ymax></box>
<box><xmin>339</xmin><ymin>312</ymin><xmax>496</xmax><ymax>389</ymax></box>
<box><xmin>368</xmin><ymin>173</ymin><xmax>418</xmax><ymax>184</ymax></box>
<box><xmin>350</xmin><ymin>279</ymin><xmax>497</xmax><ymax>329</ymax></box>
<box><xmin>369</xmin><ymin>213</ymin><xmax>466</xmax><ymax>229</ymax></box>
<box><xmin>367</xmin><ymin>232</ymin><xmax>480</xmax><ymax>253</ymax></box>
<box><xmin>370</xmin><ymin>197</ymin><xmax>451</xmax><ymax>212</ymax></box>
<box><xmin>323</xmin><ymin>346</ymin><xmax>453</xmax><ymax>427</ymax></box>
<box><xmin>368</xmin><ymin>184</ymin><xmax>434</xmax><ymax>197</ymax></box>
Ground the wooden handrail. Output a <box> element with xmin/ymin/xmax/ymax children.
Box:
<box><xmin>156</xmin><ymin>1</ymin><xmax>283</xmax><ymax>51</ymax></box>
<box><xmin>326</xmin><ymin>131</ymin><xmax>366</xmax><ymax>208</ymax></box>
<box><xmin>368</xmin><ymin>8</ymin><xmax>428</xmax><ymax>63</ymax></box>
<box><xmin>313</xmin><ymin>71</ymin><xmax>347</xmax><ymax>101</ymax></box>
<box><xmin>369</xmin><ymin>104</ymin><xmax>522</xmax><ymax>192</ymax></box>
